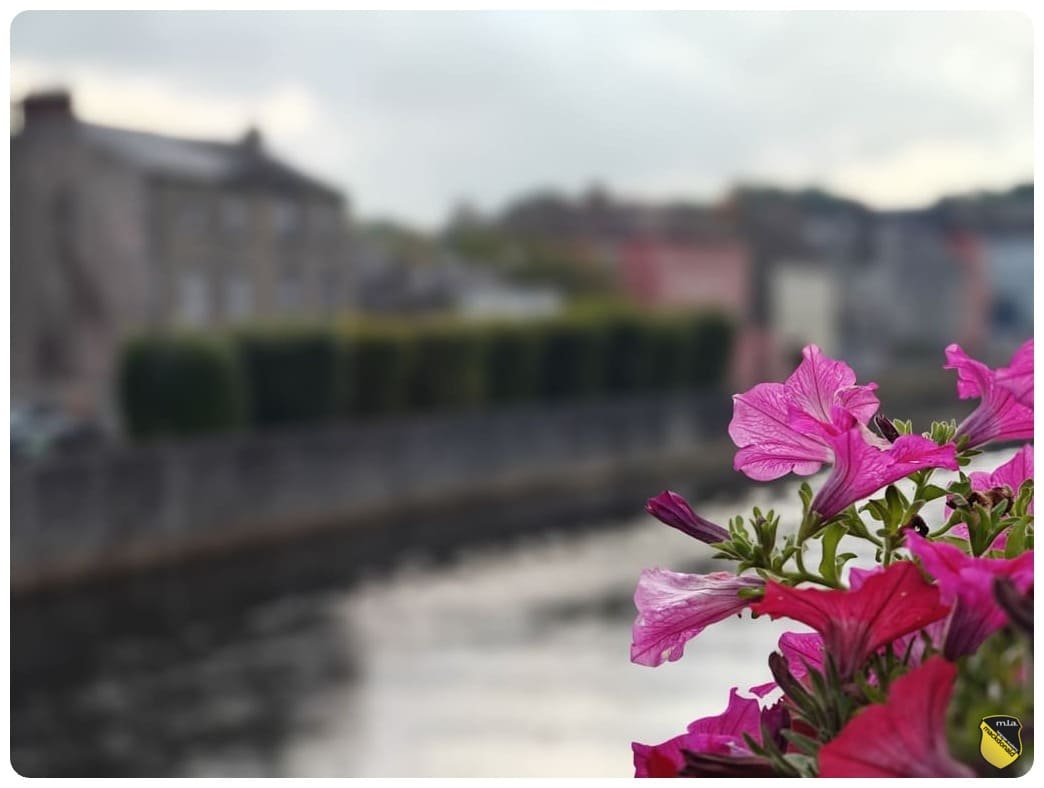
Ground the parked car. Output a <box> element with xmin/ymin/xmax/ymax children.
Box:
<box><xmin>10</xmin><ymin>402</ymin><xmax>105</xmax><ymax>460</ymax></box>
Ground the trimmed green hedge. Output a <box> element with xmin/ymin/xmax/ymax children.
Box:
<box><xmin>405</xmin><ymin>322</ymin><xmax>487</xmax><ymax>412</ymax></box>
<box><xmin>118</xmin><ymin>308</ymin><xmax>734</xmax><ymax>438</ymax></box>
<box><xmin>234</xmin><ymin>326</ymin><xmax>343</xmax><ymax>427</ymax></box>
<box><xmin>482</xmin><ymin>321</ymin><xmax>542</xmax><ymax>404</ymax></box>
<box><xmin>339</xmin><ymin>323</ymin><xmax>415</xmax><ymax>417</ymax></box>
<box><xmin>118</xmin><ymin>333</ymin><xmax>247</xmax><ymax>438</ymax></box>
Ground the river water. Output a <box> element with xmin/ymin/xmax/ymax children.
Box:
<box><xmin>10</xmin><ymin>449</ymin><xmax>1015</xmax><ymax>777</ymax></box>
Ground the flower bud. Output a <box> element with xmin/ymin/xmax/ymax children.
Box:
<box><xmin>645</xmin><ymin>490</ymin><xmax>730</xmax><ymax>544</ymax></box>
<box><xmin>873</xmin><ymin>413</ymin><xmax>900</xmax><ymax>443</ymax></box>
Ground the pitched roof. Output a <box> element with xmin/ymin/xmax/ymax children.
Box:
<box><xmin>80</xmin><ymin>123</ymin><xmax>343</xmax><ymax>202</ymax></box>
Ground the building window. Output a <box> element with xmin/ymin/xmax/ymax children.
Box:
<box><xmin>220</xmin><ymin>196</ymin><xmax>249</xmax><ymax>235</ymax></box>
<box><xmin>320</xmin><ymin>268</ymin><xmax>341</xmax><ymax>310</ymax></box>
<box><xmin>315</xmin><ymin>205</ymin><xmax>342</xmax><ymax>239</ymax></box>
<box><xmin>177</xmin><ymin>201</ymin><xmax>208</xmax><ymax>237</ymax></box>
<box><xmin>276</xmin><ymin>268</ymin><xmax>302</xmax><ymax>312</ymax></box>
<box><xmin>273</xmin><ymin>200</ymin><xmax>301</xmax><ymax>238</ymax></box>
<box><xmin>223</xmin><ymin>271</ymin><xmax>253</xmax><ymax>321</ymax></box>
<box><xmin>177</xmin><ymin>270</ymin><xmax>210</xmax><ymax>326</ymax></box>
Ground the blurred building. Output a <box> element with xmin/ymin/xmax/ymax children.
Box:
<box><xmin>354</xmin><ymin>237</ymin><xmax>563</xmax><ymax>318</ymax></box>
<box><xmin>770</xmin><ymin>260</ymin><xmax>841</xmax><ymax>359</ymax></box>
<box><xmin>617</xmin><ymin>239</ymin><xmax>750</xmax><ymax>311</ymax></box>
<box><xmin>11</xmin><ymin>89</ymin><xmax>353</xmax><ymax>424</ymax></box>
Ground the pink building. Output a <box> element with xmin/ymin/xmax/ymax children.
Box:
<box><xmin>616</xmin><ymin>239</ymin><xmax>767</xmax><ymax>387</ymax></box>
<box><xmin>617</xmin><ymin>240</ymin><xmax>751</xmax><ymax>312</ymax></box>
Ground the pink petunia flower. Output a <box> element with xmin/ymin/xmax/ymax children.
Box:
<box><xmin>632</xmin><ymin>688</ymin><xmax>784</xmax><ymax>777</ymax></box>
<box><xmin>810</xmin><ymin>411</ymin><xmax>959</xmax><ymax>521</ymax></box>
<box><xmin>631</xmin><ymin>569</ymin><xmax>763</xmax><ymax>667</ymax></box>
<box><xmin>848</xmin><ymin>566</ymin><xmax>947</xmax><ymax>669</ymax></box>
<box><xmin>750</xmin><ymin>561</ymin><xmax>950</xmax><ymax>679</ymax></box>
<box><xmin>995</xmin><ymin>338</ymin><xmax>1033</xmax><ymax>408</ymax></box>
<box><xmin>905</xmin><ymin>532</ymin><xmax>1034</xmax><ymax>659</ymax></box>
<box><xmin>749</xmin><ymin>630</ymin><xmax>825</xmax><ymax>697</ymax></box>
<box><xmin>729</xmin><ymin>345</ymin><xmax>879</xmax><ymax>481</ymax></box>
<box><xmin>645</xmin><ymin>490</ymin><xmax>729</xmax><ymax>545</ymax></box>
<box><xmin>946</xmin><ymin>342</ymin><xmax>1034</xmax><ymax>448</ymax></box>
<box><xmin>950</xmin><ymin>443</ymin><xmax>1033</xmax><ymax>551</ymax></box>
<box><xmin>818</xmin><ymin>656</ymin><xmax>974</xmax><ymax>777</ymax></box>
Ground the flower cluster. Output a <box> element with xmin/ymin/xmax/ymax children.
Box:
<box><xmin>631</xmin><ymin>339</ymin><xmax>1033</xmax><ymax>778</ymax></box>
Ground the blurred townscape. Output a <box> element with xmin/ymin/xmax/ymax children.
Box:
<box><xmin>8</xmin><ymin>10</ymin><xmax>1033</xmax><ymax>778</ymax></box>
<box><xmin>10</xmin><ymin>86</ymin><xmax>1033</xmax><ymax>442</ymax></box>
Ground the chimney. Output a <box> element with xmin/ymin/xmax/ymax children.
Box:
<box><xmin>21</xmin><ymin>89</ymin><xmax>75</xmax><ymax>129</ymax></box>
<box><xmin>240</xmin><ymin>126</ymin><xmax>263</xmax><ymax>154</ymax></box>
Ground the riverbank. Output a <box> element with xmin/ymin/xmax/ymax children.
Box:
<box><xmin>11</xmin><ymin>364</ymin><xmax>971</xmax><ymax>598</ymax></box>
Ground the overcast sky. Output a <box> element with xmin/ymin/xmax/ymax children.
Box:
<box><xmin>10</xmin><ymin>10</ymin><xmax>1033</xmax><ymax>229</ymax></box>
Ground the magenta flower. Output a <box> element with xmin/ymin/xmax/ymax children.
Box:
<box><xmin>810</xmin><ymin>414</ymin><xmax>959</xmax><ymax>520</ymax></box>
<box><xmin>749</xmin><ymin>631</ymin><xmax>825</xmax><ymax>697</ymax></box>
<box><xmin>729</xmin><ymin>344</ymin><xmax>879</xmax><ymax>481</ymax></box>
<box><xmin>845</xmin><ymin>565</ymin><xmax>945</xmax><ymax>668</ymax></box>
<box><xmin>818</xmin><ymin>656</ymin><xmax>974</xmax><ymax>777</ymax></box>
<box><xmin>996</xmin><ymin>338</ymin><xmax>1033</xmax><ymax>408</ymax></box>
<box><xmin>633</xmin><ymin>688</ymin><xmax>784</xmax><ymax>777</ymax></box>
<box><xmin>631</xmin><ymin>569</ymin><xmax>763</xmax><ymax>667</ymax></box>
<box><xmin>951</xmin><ymin>443</ymin><xmax>1033</xmax><ymax>551</ymax></box>
<box><xmin>946</xmin><ymin>342</ymin><xmax>1033</xmax><ymax>448</ymax></box>
<box><xmin>969</xmin><ymin>443</ymin><xmax>1034</xmax><ymax>506</ymax></box>
<box><xmin>751</xmin><ymin>561</ymin><xmax>950</xmax><ymax>678</ymax></box>
<box><xmin>905</xmin><ymin>532</ymin><xmax>1034</xmax><ymax>659</ymax></box>
<box><xmin>645</xmin><ymin>491</ymin><xmax>729</xmax><ymax>544</ymax></box>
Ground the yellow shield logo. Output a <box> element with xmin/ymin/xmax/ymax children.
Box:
<box><xmin>979</xmin><ymin>715</ymin><xmax>1023</xmax><ymax>769</ymax></box>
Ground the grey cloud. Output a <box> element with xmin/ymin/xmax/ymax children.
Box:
<box><xmin>11</xmin><ymin>11</ymin><xmax>1032</xmax><ymax>226</ymax></box>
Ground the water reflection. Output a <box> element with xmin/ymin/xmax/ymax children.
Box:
<box><xmin>11</xmin><ymin>449</ymin><xmax>1012</xmax><ymax>776</ymax></box>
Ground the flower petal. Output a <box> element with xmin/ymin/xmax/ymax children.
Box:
<box><xmin>946</xmin><ymin>343</ymin><xmax>1034</xmax><ymax>448</ymax></box>
<box><xmin>818</xmin><ymin>657</ymin><xmax>974</xmax><ymax>777</ymax></box>
<box><xmin>751</xmin><ymin>562</ymin><xmax>949</xmax><ymax>678</ymax></box>
<box><xmin>631</xmin><ymin>569</ymin><xmax>763</xmax><ymax>667</ymax></box>
<box><xmin>811</xmin><ymin>428</ymin><xmax>958</xmax><ymax>520</ymax></box>
<box><xmin>729</xmin><ymin>382</ymin><xmax>833</xmax><ymax>481</ymax></box>
<box><xmin>784</xmin><ymin>344</ymin><xmax>878</xmax><ymax>425</ymax></box>
<box><xmin>996</xmin><ymin>338</ymin><xmax>1033</xmax><ymax>407</ymax></box>
<box><xmin>905</xmin><ymin>532</ymin><xmax>1034</xmax><ymax>658</ymax></box>
<box><xmin>632</xmin><ymin>688</ymin><xmax>782</xmax><ymax>777</ymax></box>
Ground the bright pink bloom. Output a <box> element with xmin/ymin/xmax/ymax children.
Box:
<box><xmin>905</xmin><ymin>532</ymin><xmax>1034</xmax><ymax>659</ymax></box>
<box><xmin>849</xmin><ymin>565</ymin><xmax>947</xmax><ymax>667</ymax></box>
<box><xmin>751</xmin><ymin>561</ymin><xmax>950</xmax><ymax>678</ymax></box>
<box><xmin>946</xmin><ymin>343</ymin><xmax>1033</xmax><ymax>448</ymax></box>
<box><xmin>951</xmin><ymin>443</ymin><xmax>1033</xmax><ymax>550</ymax></box>
<box><xmin>749</xmin><ymin>631</ymin><xmax>825</xmax><ymax>697</ymax></box>
<box><xmin>631</xmin><ymin>569</ymin><xmax>763</xmax><ymax>667</ymax></box>
<box><xmin>810</xmin><ymin>413</ymin><xmax>959</xmax><ymax>520</ymax></box>
<box><xmin>996</xmin><ymin>338</ymin><xmax>1033</xmax><ymax>407</ymax></box>
<box><xmin>969</xmin><ymin>443</ymin><xmax>1034</xmax><ymax>506</ymax></box>
<box><xmin>818</xmin><ymin>657</ymin><xmax>974</xmax><ymax>777</ymax></box>
<box><xmin>632</xmin><ymin>688</ymin><xmax>782</xmax><ymax>777</ymax></box>
<box><xmin>645</xmin><ymin>490</ymin><xmax>729</xmax><ymax>544</ymax></box>
<box><xmin>729</xmin><ymin>345</ymin><xmax>879</xmax><ymax>481</ymax></box>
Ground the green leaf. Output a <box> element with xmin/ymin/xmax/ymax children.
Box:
<box><xmin>835</xmin><ymin>552</ymin><xmax>858</xmax><ymax>577</ymax></box>
<box><xmin>780</xmin><ymin>729</ymin><xmax>823</xmax><ymax>757</ymax></box>
<box><xmin>884</xmin><ymin>484</ymin><xmax>908</xmax><ymax>516</ymax></box>
<box><xmin>917</xmin><ymin>484</ymin><xmax>949</xmax><ymax>502</ymax></box>
<box><xmin>1004</xmin><ymin>519</ymin><xmax>1030</xmax><ymax>558</ymax></box>
<box><xmin>798</xmin><ymin>482</ymin><xmax>814</xmax><ymax>516</ymax></box>
<box><xmin>863</xmin><ymin>499</ymin><xmax>889</xmax><ymax>523</ymax></box>
<box><xmin>817</xmin><ymin>522</ymin><xmax>847</xmax><ymax>586</ymax></box>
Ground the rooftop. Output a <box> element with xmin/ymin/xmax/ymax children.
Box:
<box><xmin>16</xmin><ymin>89</ymin><xmax>343</xmax><ymax>202</ymax></box>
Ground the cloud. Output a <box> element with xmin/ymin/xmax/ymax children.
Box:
<box><xmin>10</xmin><ymin>11</ymin><xmax>1033</xmax><ymax>228</ymax></box>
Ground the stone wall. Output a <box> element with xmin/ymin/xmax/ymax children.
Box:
<box><xmin>11</xmin><ymin>391</ymin><xmax>734</xmax><ymax>593</ymax></box>
<box><xmin>10</xmin><ymin>366</ymin><xmax>972</xmax><ymax>596</ymax></box>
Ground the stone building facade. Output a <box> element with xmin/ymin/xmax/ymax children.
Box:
<box><xmin>11</xmin><ymin>90</ymin><xmax>352</xmax><ymax>426</ymax></box>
